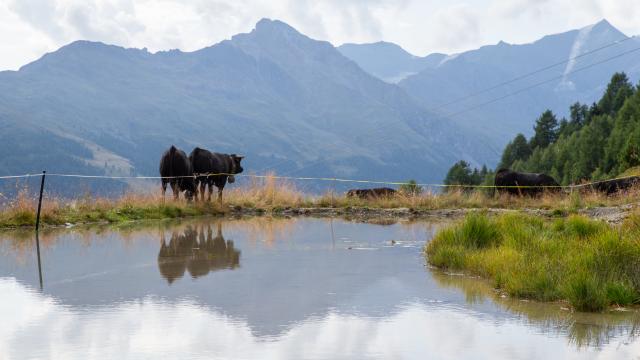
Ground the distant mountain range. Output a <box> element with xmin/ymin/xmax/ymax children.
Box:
<box><xmin>337</xmin><ymin>42</ymin><xmax>446</xmax><ymax>83</ymax></box>
<box><xmin>0</xmin><ymin>19</ymin><xmax>495</xmax><ymax>192</ymax></box>
<box><xmin>340</xmin><ymin>20</ymin><xmax>640</xmax><ymax>145</ymax></box>
<box><xmin>0</xmin><ymin>18</ymin><xmax>638</xmax><ymax>193</ymax></box>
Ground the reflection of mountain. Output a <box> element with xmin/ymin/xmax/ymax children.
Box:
<box><xmin>158</xmin><ymin>223</ymin><xmax>240</xmax><ymax>284</ymax></box>
<box><xmin>2</xmin><ymin>217</ymin><xmax>638</xmax><ymax>347</ymax></box>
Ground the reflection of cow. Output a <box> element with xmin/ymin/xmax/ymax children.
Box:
<box><xmin>589</xmin><ymin>176</ymin><xmax>640</xmax><ymax>195</ymax></box>
<box><xmin>157</xmin><ymin>223</ymin><xmax>240</xmax><ymax>284</ymax></box>
<box><xmin>346</xmin><ymin>188</ymin><xmax>396</xmax><ymax>199</ymax></box>
<box><xmin>494</xmin><ymin>169</ymin><xmax>560</xmax><ymax>196</ymax></box>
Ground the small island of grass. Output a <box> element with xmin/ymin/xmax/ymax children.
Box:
<box><xmin>425</xmin><ymin>212</ymin><xmax>640</xmax><ymax>312</ymax></box>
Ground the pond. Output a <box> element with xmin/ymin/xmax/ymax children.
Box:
<box><xmin>1</xmin><ymin>217</ymin><xmax>639</xmax><ymax>359</ymax></box>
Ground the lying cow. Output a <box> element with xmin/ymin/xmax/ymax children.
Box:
<box><xmin>159</xmin><ymin>145</ymin><xmax>196</xmax><ymax>200</ymax></box>
<box><xmin>494</xmin><ymin>169</ymin><xmax>560</xmax><ymax>196</ymax></box>
<box><xmin>346</xmin><ymin>187</ymin><xmax>396</xmax><ymax>199</ymax></box>
<box><xmin>189</xmin><ymin>147</ymin><xmax>244</xmax><ymax>202</ymax></box>
<box><xmin>590</xmin><ymin>176</ymin><xmax>640</xmax><ymax>195</ymax></box>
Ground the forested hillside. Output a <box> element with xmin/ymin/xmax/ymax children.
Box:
<box><xmin>498</xmin><ymin>72</ymin><xmax>640</xmax><ymax>184</ymax></box>
<box><xmin>443</xmin><ymin>72</ymin><xmax>640</xmax><ymax>186</ymax></box>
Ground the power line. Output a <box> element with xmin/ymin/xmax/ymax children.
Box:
<box><xmin>428</xmin><ymin>37</ymin><xmax>634</xmax><ymax>111</ymax></box>
<box><xmin>279</xmin><ymin>41</ymin><xmax>640</xmax><ymax>177</ymax></box>
<box><xmin>443</xmin><ymin>45</ymin><xmax>640</xmax><ymax>118</ymax></box>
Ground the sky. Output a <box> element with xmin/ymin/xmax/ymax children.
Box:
<box><xmin>1</xmin><ymin>0</ymin><xmax>639</xmax><ymax>71</ymax></box>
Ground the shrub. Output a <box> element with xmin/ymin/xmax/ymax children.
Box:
<box><xmin>399</xmin><ymin>179</ymin><xmax>423</xmax><ymax>196</ymax></box>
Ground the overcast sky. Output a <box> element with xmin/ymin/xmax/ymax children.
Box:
<box><xmin>1</xmin><ymin>0</ymin><xmax>639</xmax><ymax>71</ymax></box>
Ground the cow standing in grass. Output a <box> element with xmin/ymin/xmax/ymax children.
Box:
<box><xmin>590</xmin><ymin>176</ymin><xmax>640</xmax><ymax>195</ymax></box>
<box><xmin>494</xmin><ymin>169</ymin><xmax>559</xmax><ymax>196</ymax></box>
<box><xmin>159</xmin><ymin>145</ymin><xmax>196</xmax><ymax>201</ymax></box>
<box><xmin>346</xmin><ymin>187</ymin><xmax>396</xmax><ymax>199</ymax></box>
<box><xmin>189</xmin><ymin>147</ymin><xmax>244</xmax><ymax>203</ymax></box>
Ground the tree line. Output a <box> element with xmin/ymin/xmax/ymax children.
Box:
<box><xmin>444</xmin><ymin>72</ymin><xmax>640</xmax><ymax>187</ymax></box>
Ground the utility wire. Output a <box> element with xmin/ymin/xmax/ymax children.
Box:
<box><xmin>279</xmin><ymin>41</ymin><xmax>640</xmax><ymax>178</ymax></box>
<box><xmin>429</xmin><ymin>37</ymin><xmax>634</xmax><ymax>111</ymax></box>
<box><xmin>444</xmin><ymin>45</ymin><xmax>640</xmax><ymax>118</ymax></box>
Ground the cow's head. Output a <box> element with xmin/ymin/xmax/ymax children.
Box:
<box><xmin>181</xmin><ymin>176</ymin><xmax>196</xmax><ymax>201</ymax></box>
<box><xmin>228</xmin><ymin>154</ymin><xmax>245</xmax><ymax>183</ymax></box>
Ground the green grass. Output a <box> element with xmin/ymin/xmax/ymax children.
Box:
<box><xmin>1</xmin><ymin>173</ymin><xmax>640</xmax><ymax>230</ymax></box>
<box><xmin>0</xmin><ymin>193</ymin><xmax>228</xmax><ymax>229</ymax></box>
<box><xmin>425</xmin><ymin>212</ymin><xmax>640</xmax><ymax>312</ymax></box>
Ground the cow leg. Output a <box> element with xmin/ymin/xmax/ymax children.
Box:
<box><xmin>199</xmin><ymin>182</ymin><xmax>206</xmax><ymax>202</ymax></box>
<box><xmin>515</xmin><ymin>181</ymin><xmax>523</xmax><ymax>197</ymax></box>
<box><xmin>171</xmin><ymin>182</ymin><xmax>179</xmax><ymax>200</ymax></box>
<box><xmin>161</xmin><ymin>181</ymin><xmax>167</xmax><ymax>202</ymax></box>
<box><xmin>208</xmin><ymin>183</ymin><xmax>213</xmax><ymax>202</ymax></box>
<box><xmin>217</xmin><ymin>188</ymin><xmax>223</xmax><ymax>203</ymax></box>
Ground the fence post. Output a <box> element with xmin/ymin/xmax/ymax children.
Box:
<box><xmin>331</xmin><ymin>177</ymin><xmax>336</xmax><ymax>207</ymax></box>
<box><xmin>35</xmin><ymin>170</ymin><xmax>46</xmax><ymax>290</ymax></box>
<box><xmin>35</xmin><ymin>171</ymin><xmax>46</xmax><ymax>232</ymax></box>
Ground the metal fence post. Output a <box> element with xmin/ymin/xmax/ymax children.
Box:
<box><xmin>35</xmin><ymin>170</ymin><xmax>46</xmax><ymax>290</ymax></box>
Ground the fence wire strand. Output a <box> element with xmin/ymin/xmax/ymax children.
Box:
<box><xmin>0</xmin><ymin>171</ymin><xmax>637</xmax><ymax>190</ymax></box>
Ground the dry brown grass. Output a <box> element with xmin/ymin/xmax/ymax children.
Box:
<box><xmin>1</xmin><ymin>174</ymin><xmax>639</xmax><ymax>229</ymax></box>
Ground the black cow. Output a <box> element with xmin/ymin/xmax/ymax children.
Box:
<box><xmin>346</xmin><ymin>187</ymin><xmax>397</xmax><ymax>199</ymax></box>
<box><xmin>159</xmin><ymin>145</ymin><xmax>196</xmax><ymax>200</ymax></box>
<box><xmin>590</xmin><ymin>176</ymin><xmax>640</xmax><ymax>195</ymax></box>
<box><xmin>494</xmin><ymin>169</ymin><xmax>560</xmax><ymax>196</ymax></box>
<box><xmin>189</xmin><ymin>147</ymin><xmax>244</xmax><ymax>202</ymax></box>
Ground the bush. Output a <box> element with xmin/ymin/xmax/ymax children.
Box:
<box><xmin>399</xmin><ymin>179</ymin><xmax>423</xmax><ymax>196</ymax></box>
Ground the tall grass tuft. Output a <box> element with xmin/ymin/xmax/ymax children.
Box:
<box><xmin>426</xmin><ymin>212</ymin><xmax>640</xmax><ymax>312</ymax></box>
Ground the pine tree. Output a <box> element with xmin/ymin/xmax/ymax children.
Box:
<box><xmin>499</xmin><ymin>134</ymin><xmax>531</xmax><ymax>169</ymax></box>
<box><xmin>530</xmin><ymin>110</ymin><xmax>559</xmax><ymax>150</ymax></box>
<box><xmin>444</xmin><ymin>160</ymin><xmax>473</xmax><ymax>186</ymax></box>
<box><xmin>598</xmin><ymin>72</ymin><xmax>633</xmax><ymax>116</ymax></box>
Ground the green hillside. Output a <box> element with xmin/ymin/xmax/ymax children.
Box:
<box><xmin>497</xmin><ymin>72</ymin><xmax>640</xmax><ymax>185</ymax></box>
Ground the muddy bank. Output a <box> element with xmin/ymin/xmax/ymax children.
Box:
<box><xmin>234</xmin><ymin>203</ymin><xmax>637</xmax><ymax>224</ymax></box>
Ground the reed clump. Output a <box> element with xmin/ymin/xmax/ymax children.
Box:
<box><xmin>425</xmin><ymin>212</ymin><xmax>640</xmax><ymax>312</ymax></box>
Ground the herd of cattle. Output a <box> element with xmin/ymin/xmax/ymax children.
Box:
<box><xmin>160</xmin><ymin>145</ymin><xmax>639</xmax><ymax>201</ymax></box>
<box><xmin>159</xmin><ymin>145</ymin><xmax>244</xmax><ymax>202</ymax></box>
<box><xmin>494</xmin><ymin>168</ymin><xmax>640</xmax><ymax>196</ymax></box>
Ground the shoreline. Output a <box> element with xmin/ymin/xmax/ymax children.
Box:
<box><xmin>1</xmin><ymin>202</ymin><xmax>635</xmax><ymax>232</ymax></box>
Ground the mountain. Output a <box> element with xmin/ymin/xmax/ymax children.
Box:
<box><xmin>338</xmin><ymin>41</ymin><xmax>446</xmax><ymax>83</ymax></box>
<box><xmin>339</xmin><ymin>20</ymin><xmax>640</xmax><ymax>153</ymax></box>
<box><xmin>397</xmin><ymin>20</ymin><xmax>640</xmax><ymax>147</ymax></box>
<box><xmin>0</xmin><ymin>18</ymin><xmax>497</xmax><ymax>193</ymax></box>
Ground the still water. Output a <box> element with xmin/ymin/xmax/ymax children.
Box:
<box><xmin>1</xmin><ymin>217</ymin><xmax>639</xmax><ymax>360</ymax></box>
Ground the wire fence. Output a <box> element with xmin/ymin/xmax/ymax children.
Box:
<box><xmin>0</xmin><ymin>171</ymin><xmax>638</xmax><ymax>190</ymax></box>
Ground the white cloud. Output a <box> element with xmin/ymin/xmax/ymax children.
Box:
<box><xmin>0</xmin><ymin>0</ymin><xmax>639</xmax><ymax>70</ymax></box>
<box><xmin>2</xmin><ymin>278</ymin><xmax>638</xmax><ymax>359</ymax></box>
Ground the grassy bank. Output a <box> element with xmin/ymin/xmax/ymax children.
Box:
<box><xmin>425</xmin><ymin>212</ymin><xmax>640</xmax><ymax>312</ymax></box>
<box><xmin>1</xmin><ymin>174</ymin><xmax>639</xmax><ymax>229</ymax></box>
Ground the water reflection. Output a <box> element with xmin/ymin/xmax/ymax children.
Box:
<box><xmin>1</xmin><ymin>217</ymin><xmax>640</xmax><ymax>359</ymax></box>
<box><xmin>431</xmin><ymin>271</ymin><xmax>640</xmax><ymax>349</ymax></box>
<box><xmin>158</xmin><ymin>223</ymin><xmax>240</xmax><ymax>283</ymax></box>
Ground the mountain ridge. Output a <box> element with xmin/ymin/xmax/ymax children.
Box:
<box><xmin>0</xmin><ymin>18</ymin><xmax>497</xmax><ymax>193</ymax></box>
